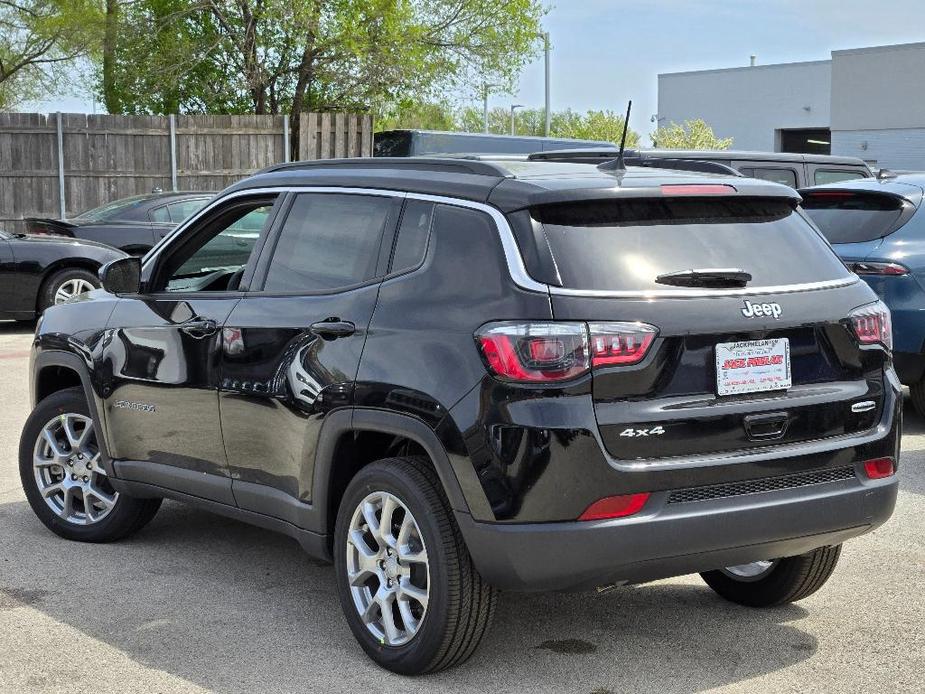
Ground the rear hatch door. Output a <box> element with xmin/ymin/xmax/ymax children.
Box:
<box><xmin>534</xmin><ymin>190</ymin><xmax>886</xmax><ymax>463</ymax></box>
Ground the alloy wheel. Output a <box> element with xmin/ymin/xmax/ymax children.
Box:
<box><xmin>54</xmin><ymin>278</ymin><xmax>96</xmax><ymax>304</ymax></box>
<box><xmin>32</xmin><ymin>413</ymin><xmax>118</xmax><ymax>525</ymax></box>
<box><xmin>345</xmin><ymin>491</ymin><xmax>430</xmax><ymax>646</ymax></box>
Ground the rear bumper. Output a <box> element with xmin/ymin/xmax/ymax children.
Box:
<box><xmin>457</xmin><ymin>470</ymin><xmax>897</xmax><ymax>591</ymax></box>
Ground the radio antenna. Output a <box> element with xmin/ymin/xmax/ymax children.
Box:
<box><xmin>598</xmin><ymin>100</ymin><xmax>632</xmax><ymax>172</ymax></box>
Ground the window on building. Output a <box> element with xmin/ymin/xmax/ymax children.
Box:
<box><xmin>779</xmin><ymin>128</ymin><xmax>831</xmax><ymax>155</ymax></box>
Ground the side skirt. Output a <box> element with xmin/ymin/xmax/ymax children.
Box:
<box><xmin>108</xmin><ymin>476</ymin><xmax>331</xmax><ymax>561</ymax></box>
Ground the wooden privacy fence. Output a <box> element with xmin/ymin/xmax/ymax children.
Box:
<box><xmin>0</xmin><ymin>111</ymin><xmax>373</xmax><ymax>233</ymax></box>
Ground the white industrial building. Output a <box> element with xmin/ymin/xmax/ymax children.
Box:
<box><xmin>657</xmin><ymin>41</ymin><xmax>925</xmax><ymax>170</ymax></box>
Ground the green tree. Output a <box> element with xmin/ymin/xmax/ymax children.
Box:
<box><xmin>415</xmin><ymin>103</ymin><xmax>637</xmax><ymax>144</ymax></box>
<box><xmin>375</xmin><ymin>99</ymin><xmax>457</xmax><ymax>132</ymax></box>
<box><xmin>99</xmin><ymin>0</ymin><xmax>547</xmax><ymax>154</ymax></box>
<box><xmin>651</xmin><ymin>119</ymin><xmax>732</xmax><ymax>149</ymax></box>
<box><xmin>553</xmin><ymin>108</ymin><xmax>638</xmax><ymax>146</ymax></box>
<box><xmin>0</xmin><ymin>0</ymin><xmax>100</xmax><ymax>109</ymax></box>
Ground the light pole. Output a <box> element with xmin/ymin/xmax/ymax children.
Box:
<box><xmin>510</xmin><ymin>104</ymin><xmax>524</xmax><ymax>136</ymax></box>
<box><xmin>483</xmin><ymin>83</ymin><xmax>490</xmax><ymax>133</ymax></box>
<box><xmin>542</xmin><ymin>31</ymin><xmax>551</xmax><ymax>136</ymax></box>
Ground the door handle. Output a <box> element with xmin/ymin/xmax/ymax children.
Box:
<box><xmin>309</xmin><ymin>319</ymin><xmax>356</xmax><ymax>339</ymax></box>
<box><xmin>180</xmin><ymin>318</ymin><xmax>218</xmax><ymax>338</ymax></box>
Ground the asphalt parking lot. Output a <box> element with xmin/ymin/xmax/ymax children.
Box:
<box><xmin>0</xmin><ymin>319</ymin><xmax>922</xmax><ymax>693</ymax></box>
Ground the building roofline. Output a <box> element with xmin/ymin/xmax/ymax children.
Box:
<box><xmin>658</xmin><ymin>59</ymin><xmax>830</xmax><ymax>80</ymax></box>
<box><xmin>832</xmin><ymin>40</ymin><xmax>925</xmax><ymax>57</ymax></box>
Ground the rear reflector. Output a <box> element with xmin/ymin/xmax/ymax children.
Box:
<box><xmin>578</xmin><ymin>492</ymin><xmax>650</xmax><ymax>521</ymax></box>
<box><xmin>660</xmin><ymin>184</ymin><xmax>737</xmax><ymax>196</ymax></box>
<box><xmin>863</xmin><ymin>457</ymin><xmax>895</xmax><ymax>480</ymax></box>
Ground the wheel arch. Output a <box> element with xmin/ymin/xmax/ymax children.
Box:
<box><xmin>35</xmin><ymin>259</ymin><xmax>103</xmax><ymax>312</ymax></box>
<box><xmin>32</xmin><ymin>350</ymin><xmax>113</xmax><ymax>472</ymax></box>
<box><xmin>313</xmin><ymin>408</ymin><xmax>470</xmax><ymax>542</ymax></box>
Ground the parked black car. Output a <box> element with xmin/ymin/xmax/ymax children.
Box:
<box><xmin>26</xmin><ymin>192</ymin><xmax>212</xmax><ymax>255</ymax></box>
<box><xmin>20</xmin><ymin>157</ymin><xmax>899</xmax><ymax>675</ymax></box>
<box><xmin>528</xmin><ymin>148</ymin><xmax>872</xmax><ymax>187</ymax></box>
<box><xmin>0</xmin><ymin>228</ymin><xmax>127</xmax><ymax>321</ymax></box>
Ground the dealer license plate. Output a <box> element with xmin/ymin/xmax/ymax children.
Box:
<box><xmin>715</xmin><ymin>338</ymin><xmax>791</xmax><ymax>396</ymax></box>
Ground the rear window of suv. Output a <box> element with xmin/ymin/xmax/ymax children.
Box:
<box><xmin>532</xmin><ymin>197</ymin><xmax>851</xmax><ymax>292</ymax></box>
<box><xmin>801</xmin><ymin>192</ymin><xmax>909</xmax><ymax>244</ymax></box>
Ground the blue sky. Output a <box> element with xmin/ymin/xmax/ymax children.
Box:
<box><xmin>505</xmin><ymin>0</ymin><xmax>925</xmax><ymax>139</ymax></box>
<box><xmin>38</xmin><ymin>0</ymin><xmax>925</xmax><ymax>139</ymax></box>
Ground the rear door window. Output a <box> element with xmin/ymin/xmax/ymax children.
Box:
<box><xmin>150</xmin><ymin>205</ymin><xmax>171</xmax><ymax>223</ymax></box>
<box><xmin>167</xmin><ymin>199</ymin><xmax>209</xmax><ymax>223</ymax></box>
<box><xmin>737</xmin><ymin>167</ymin><xmax>798</xmax><ymax>188</ymax></box>
<box><xmin>801</xmin><ymin>192</ymin><xmax>910</xmax><ymax>244</ymax></box>
<box><xmin>533</xmin><ymin>197</ymin><xmax>851</xmax><ymax>292</ymax></box>
<box><xmin>262</xmin><ymin>193</ymin><xmax>391</xmax><ymax>292</ymax></box>
<box><xmin>390</xmin><ymin>200</ymin><xmax>434</xmax><ymax>273</ymax></box>
<box><xmin>813</xmin><ymin>169</ymin><xmax>867</xmax><ymax>185</ymax></box>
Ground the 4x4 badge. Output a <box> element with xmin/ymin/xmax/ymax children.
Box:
<box><xmin>741</xmin><ymin>300</ymin><xmax>782</xmax><ymax>320</ymax></box>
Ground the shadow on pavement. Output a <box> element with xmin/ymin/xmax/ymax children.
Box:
<box><xmin>0</xmin><ymin>319</ymin><xmax>35</xmax><ymax>335</ymax></box>
<box><xmin>0</xmin><ymin>498</ymin><xmax>817</xmax><ymax>693</ymax></box>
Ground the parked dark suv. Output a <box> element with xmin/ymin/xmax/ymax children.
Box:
<box><xmin>20</xmin><ymin>157</ymin><xmax>900</xmax><ymax>675</ymax></box>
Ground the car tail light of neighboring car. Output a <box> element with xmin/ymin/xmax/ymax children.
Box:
<box><xmin>848</xmin><ymin>300</ymin><xmax>892</xmax><ymax>350</ymax></box>
<box><xmin>475</xmin><ymin>321</ymin><xmax>658</xmax><ymax>383</ymax></box>
<box><xmin>849</xmin><ymin>261</ymin><xmax>910</xmax><ymax>276</ymax></box>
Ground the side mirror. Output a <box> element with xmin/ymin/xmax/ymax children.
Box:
<box><xmin>99</xmin><ymin>256</ymin><xmax>141</xmax><ymax>295</ymax></box>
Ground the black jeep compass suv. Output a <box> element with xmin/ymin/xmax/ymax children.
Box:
<box><xmin>20</xmin><ymin>157</ymin><xmax>900</xmax><ymax>675</ymax></box>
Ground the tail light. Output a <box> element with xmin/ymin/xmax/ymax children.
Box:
<box><xmin>588</xmin><ymin>322</ymin><xmax>657</xmax><ymax>366</ymax></box>
<box><xmin>848</xmin><ymin>300</ymin><xmax>892</xmax><ymax>350</ymax></box>
<box><xmin>849</xmin><ymin>261</ymin><xmax>909</xmax><ymax>276</ymax></box>
<box><xmin>578</xmin><ymin>492</ymin><xmax>650</xmax><ymax>520</ymax></box>
<box><xmin>863</xmin><ymin>457</ymin><xmax>895</xmax><ymax>479</ymax></box>
<box><xmin>476</xmin><ymin>322</ymin><xmax>589</xmax><ymax>383</ymax></box>
<box><xmin>475</xmin><ymin>321</ymin><xmax>658</xmax><ymax>383</ymax></box>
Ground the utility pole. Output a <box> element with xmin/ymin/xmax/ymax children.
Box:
<box><xmin>510</xmin><ymin>104</ymin><xmax>524</xmax><ymax>136</ymax></box>
<box><xmin>483</xmin><ymin>83</ymin><xmax>490</xmax><ymax>134</ymax></box>
<box><xmin>543</xmin><ymin>32</ymin><xmax>551</xmax><ymax>136</ymax></box>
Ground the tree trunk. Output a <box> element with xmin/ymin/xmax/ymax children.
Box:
<box><xmin>289</xmin><ymin>44</ymin><xmax>315</xmax><ymax>160</ymax></box>
<box><xmin>102</xmin><ymin>0</ymin><xmax>121</xmax><ymax>113</ymax></box>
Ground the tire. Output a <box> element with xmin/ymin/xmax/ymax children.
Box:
<box><xmin>333</xmin><ymin>456</ymin><xmax>498</xmax><ymax>675</ymax></box>
<box><xmin>911</xmin><ymin>377</ymin><xmax>925</xmax><ymax>418</ymax></box>
<box><xmin>38</xmin><ymin>267</ymin><xmax>100</xmax><ymax>313</ymax></box>
<box><xmin>700</xmin><ymin>545</ymin><xmax>842</xmax><ymax>607</ymax></box>
<box><xmin>19</xmin><ymin>387</ymin><xmax>161</xmax><ymax>542</ymax></box>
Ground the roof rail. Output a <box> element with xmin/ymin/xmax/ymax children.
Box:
<box><xmin>257</xmin><ymin>156</ymin><xmax>511</xmax><ymax>178</ymax></box>
<box><xmin>528</xmin><ymin>149</ymin><xmax>741</xmax><ymax>177</ymax></box>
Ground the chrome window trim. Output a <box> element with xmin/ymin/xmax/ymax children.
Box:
<box><xmin>547</xmin><ymin>276</ymin><xmax>859</xmax><ymax>299</ymax></box>
<box><xmin>144</xmin><ymin>184</ymin><xmax>858</xmax><ymax>299</ymax></box>
<box><xmin>142</xmin><ymin>185</ymin><xmax>550</xmax><ymax>294</ymax></box>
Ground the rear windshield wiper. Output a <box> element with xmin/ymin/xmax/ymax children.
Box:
<box><xmin>655</xmin><ymin>268</ymin><xmax>752</xmax><ymax>288</ymax></box>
